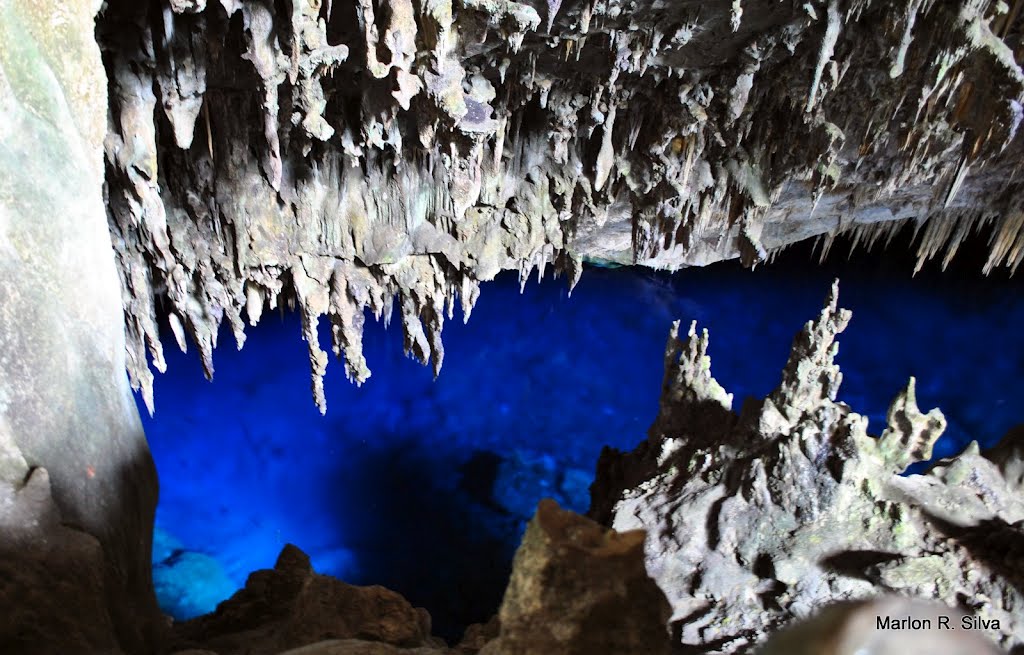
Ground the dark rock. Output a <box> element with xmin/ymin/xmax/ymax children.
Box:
<box><xmin>985</xmin><ymin>424</ymin><xmax>1024</xmax><ymax>491</ymax></box>
<box><xmin>455</xmin><ymin>617</ymin><xmax>500</xmax><ymax>653</ymax></box>
<box><xmin>0</xmin><ymin>466</ymin><xmax>121</xmax><ymax>654</ymax></box>
<box><xmin>481</xmin><ymin>499</ymin><xmax>672</xmax><ymax>655</ymax></box>
<box><xmin>277</xmin><ymin>639</ymin><xmax>448</xmax><ymax>654</ymax></box>
<box><xmin>174</xmin><ymin>544</ymin><xmax>436</xmax><ymax>655</ymax></box>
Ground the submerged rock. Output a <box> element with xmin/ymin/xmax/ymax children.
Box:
<box><xmin>492</xmin><ymin>449</ymin><xmax>591</xmax><ymax>519</ymax></box>
<box><xmin>592</xmin><ymin>280</ymin><xmax>1024</xmax><ymax>652</ymax></box>
<box><xmin>151</xmin><ymin>526</ymin><xmax>237</xmax><ymax>622</ymax></box>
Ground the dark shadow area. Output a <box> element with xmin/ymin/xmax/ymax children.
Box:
<box><xmin>925</xmin><ymin>513</ymin><xmax>1024</xmax><ymax>600</ymax></box>
<box><xmin>458</xmin><ymin>451</ymin><xmax>507</xmax><ymax>513</ymax></box>
<box><xmin>323</xmin><ymin>438</ymin><xmax>518</xmax><ymax>642</ymax></box>
<box><xmin>820</xmin><ymin>549</ymin><xmax>902</xmax><ymax>583</ymax></box>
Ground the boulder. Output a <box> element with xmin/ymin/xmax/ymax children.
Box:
<box><xmin>481</xmin><ymin>499</ymin><xmax>672</xmax><ymax>655</ymax></box>
<box><xmin>173</xmin><ymin>544</ymin><xmax>441</xmax><ymax>654</ymax></box>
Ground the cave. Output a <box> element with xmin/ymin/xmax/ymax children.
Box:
<box><xmin>145</xmin><ymin>233</ymin><xmax>1024</xmax><ymax>643</ymax></box>
<box><xmin>2</xmin><ymin>1</ymin><xmax>1024</xmax><ymax>654</ymax></box>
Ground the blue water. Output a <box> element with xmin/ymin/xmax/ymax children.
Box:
<box><xmin>142</xmin><ymin>251</ymin><xmax>1023</xmax><ymax>641</ymax></box>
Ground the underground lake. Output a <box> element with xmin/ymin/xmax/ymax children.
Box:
<box><xmin>140</xmin><ymin>235</ymin><xmax>1024</xmax><ymax>643</ymax></box>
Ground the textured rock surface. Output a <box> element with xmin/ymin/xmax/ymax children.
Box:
<box><xmin>167</xmin><ymin>508</ymin><xmax>676</xmax><ymax>655</ymax></box>
<box><xmin>592</xmin><ymin>281</ymin><xmax>1024</xmax><ymax>653</ymax></box>
<box><xmin>0</xmin><ymin>0</ymin><xmax>161</xmax><ymax>652</ymax></box>
<box><xmin>480</xmin><ymin>498</ymin><xmax>672</xmax><ymax>655</ymax></box>
<box><xmin>96</xmin><ymin>0</ymin><xmax>1024</xmax><ymax>410</ymax></box>
<box><xmin>0</xmin><ymin>459</ymin><xmax>120</xmax><ymax>654</ymax></box>
<box><xmin>172</xmin><ymin>544</ymin><xmax>444</xmax><ymax>655</ymax></box>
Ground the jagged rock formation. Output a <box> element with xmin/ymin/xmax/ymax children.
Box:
<box><xmin>97</xmin><ymin>0</ymin><xmax>1024</xmax><ymax>411</ymax></box>
<box><xmin>0</xmin><ymin>0</ymin><xmax>162</xmax><ymax>652</ymax></box>
<box><xmin>171</xmin><ymin>544</ymin><xmax>444</xmax><ymax>654</ymax></box>
<box><xmin>168</xmin><ymin>508</ymin><xmax>672</xmax><ymax>655</ymax></box>
<box><xmin>480</xmin><ymin>498</ymin><xmax>672</xmax><ymax>655</ymax></box>
<box><xmin>591</xmin><ymin>281</ymin><xmax>1024</xmax><ymax>653</ymax></box>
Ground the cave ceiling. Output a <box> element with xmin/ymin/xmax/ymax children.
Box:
<box><xmin>98</xmin><ymin>0</ymin><xmax>1024</xmax><ymax>412</ymax></box>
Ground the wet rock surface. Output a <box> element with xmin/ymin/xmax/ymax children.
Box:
<box><xmin>592</xmin><ymin>281</ymin><xmax>1024</xmax><ymax>652</ymax></box>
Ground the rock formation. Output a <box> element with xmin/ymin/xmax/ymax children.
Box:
<box><xmin>170</xmin><ymin>543</ymin><xmax>444</xmax><ymax>654</ymax></box>
<box><xmin>165</xmin><ymin>506</ymin><xmax>672</xmax><ymax>655</ymax></box>
<box><xmin>480</xmin><ymin>498</ymin><xmax>672</xmax><ymax>654</ymax></box>
<box><xmin>592</xmin><ymin>281</ymin><xmax>1024</xmax><ymax>652</ymax></box>
<box><xmin>95</xmin><ymin>0</ymin><xmax>1024</xmax><ymax>410</ymax></box>
<box><xmin>0</xmin><ymin>0</ymin><xmax>162</xmax><ymax>652</ymax></box>
<box><xmin>0</xmin><ymin>464</ymin><xmax>123</xmax><ymax>653</ymax></box>
<box><xmin>3</xmin><ymin>0</ymin><xmax>1024</xmax><ymax>653</ymax></box>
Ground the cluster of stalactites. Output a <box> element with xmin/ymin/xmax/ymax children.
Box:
<box><xmin>805</xmin><ymin>206</ymin><xmax>1024</xmax><ymax>275</ymax></box>
<box><xmin>100</xmin><ymin>0</ymin><xmax>1024</xmax><ymax>412</ymax></box>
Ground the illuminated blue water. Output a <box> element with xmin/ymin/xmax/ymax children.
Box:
<box><xmin>141</xmin><ymin>254</ymin><xmax>1024</xmax><ymax>641</ymax></box>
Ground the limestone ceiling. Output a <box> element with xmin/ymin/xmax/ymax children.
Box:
<box><xmin>98</xmin><ymin>0</ymin><xmax>1024</xmax><ymax>411</ymax></box>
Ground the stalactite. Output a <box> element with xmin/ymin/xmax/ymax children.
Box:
<box><xmin>97</xmin><ymin>0</ymin><xmax>1024</xmax><ymax>410</ymax></box>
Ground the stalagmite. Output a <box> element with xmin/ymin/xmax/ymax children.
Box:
<box><xmin>592</xmin><ymin>282</ymin><xmax>1024</xmax><ymax>653</ymax></box>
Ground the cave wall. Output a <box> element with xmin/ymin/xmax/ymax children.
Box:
<box><xmin>0</xmin><ymin>0</ymin><xmax>160</xmax><ymax>652</ymax></box>
<box><xmin>98</xmin><ymin>0</ymin><xmax>1024</xmax><ymax>412</ymax></box>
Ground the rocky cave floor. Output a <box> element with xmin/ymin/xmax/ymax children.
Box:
<box><xmin>143</xmin><ymin>235</ymin><xmax>1024</xmax><ymax>645</ymax></box>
